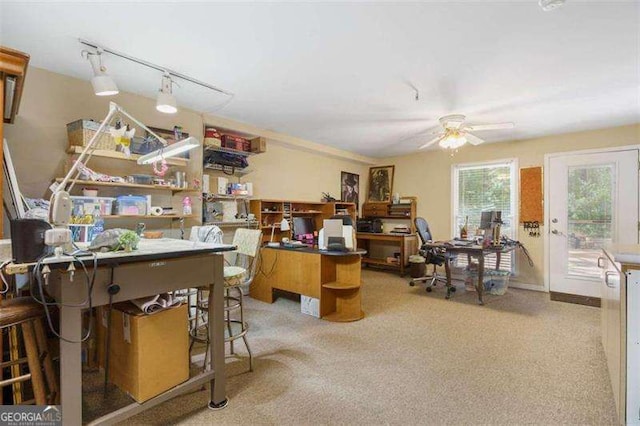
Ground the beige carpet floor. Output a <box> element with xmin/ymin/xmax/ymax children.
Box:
<box><xmin>124</xmin><ymin>270</ymin><xmax>617</xmax><ymax>425</ymax></box>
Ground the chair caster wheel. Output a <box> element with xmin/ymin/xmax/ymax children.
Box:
<box><xmin>450</xmin><ymin>287</ymin><xmax>456</xmax><ymax>293</ymax></box>
<box><xmin>426</xmin><ymin>287</ymin><xmax>432</xmax><ymax>293</ymax></box>
<box><xmin>409</xmin><ymin>282</ymin><xmax>415</xmax><ymax>287</ymax></box>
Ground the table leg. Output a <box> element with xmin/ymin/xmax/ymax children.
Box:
<box><xmin>399</xmin><ymin>240</ymin><xmax>405</xmax><ymax>277</ymax></box>
<box><xmin>60</xmin><ymin>305</ymin><xmax>83</xmax><ymax>425</ymax></box>
<box><xmin>476</xmin><ymin>254</ymin><xmax>485</xmax><ymax>305</ymax></box>
<box><xmin>444</xmin><ymin>256</ymin><xmax>453</xmax><ymax>299</ymax></box>
<box><xmin>496</xmin><ymin>252</ymin><xmax>501</xmax><ymax>270</ymax></box>
<box><xmin>208</xmin><ymin>254</ymin><xmax>228</xmax><ymax>410</ymax></box>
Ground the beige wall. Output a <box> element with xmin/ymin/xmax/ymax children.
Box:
<box><xmin>6</xmin><ymin>67</ymin><xmax>639</xmax><ymax>288</ymax></box>
<box><xmin>383</xmin><ymin>124</ymin><xmax>640</xmax><ymax>288</ymax></box>
<box><xmin>3</xmin><ymin>67</ymin><xmax>371</xmax><ymax>236</ymax></box>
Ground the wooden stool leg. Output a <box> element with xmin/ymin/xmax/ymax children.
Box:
<box><xmin>21</xmin><ymin>320</ymin><xmax>46</xmax><ymax>405</ymax></box>
<box><xmin>9</xmin><ymin>326</ymin><xmax>22</xmax><ymax>404</ymax></box>
<box><xmin>34</xmin><ymin>319</ymin><xmax>59</xmax><ymax>404</ymax></box>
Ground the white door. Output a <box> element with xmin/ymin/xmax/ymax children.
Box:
<box><xmin>548</xmin><ymin>149</ymin><xmax>639</xmax><ymax>298</ymax></box>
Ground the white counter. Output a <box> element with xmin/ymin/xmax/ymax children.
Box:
<box><xmin>604</xmin><ymin>244</ymin><xmax>640</xmax><ymax>266</ymax></box>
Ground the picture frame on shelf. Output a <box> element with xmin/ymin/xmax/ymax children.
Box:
<box><xmin>341</xmin><ymin>171</ymin><xmax>359</xmax><ymax>211</ymax></box>
<box><xmin>145</xmin><ymin>126</ymin><xmax>191</xmax><ymax>159</ymax></box>
<box><xmin>367</xmin><ymin>165</ymin><xmax>394</xmax><ymax>202</ymax></box>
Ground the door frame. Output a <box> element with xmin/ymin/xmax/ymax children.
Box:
<box><xmin>543</xmin><ymin>144</ymin><xmax>640</xmax><ymax>293</ymax></box>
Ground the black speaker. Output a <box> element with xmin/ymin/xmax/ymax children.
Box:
<box><xmin>10</xmin><ymin>219</ymin><xmax>52</xmax><ymax>263</ymax></box>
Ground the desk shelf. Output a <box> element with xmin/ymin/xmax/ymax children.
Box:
<box><xmin>67</xmin><ymin>146</ymin><xmax>188</xmax><ymax>167</ymax></box>
<box><xmin>56</xmin><ymin>178</ymin><xmax>197</xmax><ymax>193</ymax></box>
<box><xmin>322</xmin><ymin>281</ymin><xmax>361</xmax><ymax>290</ymax></box>
<box><xmin>322</xmin><ymin>310</ymin><xmax>365</xmax><ymax>323</ymax></box>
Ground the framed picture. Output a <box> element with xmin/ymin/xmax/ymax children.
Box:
<box><xmin>367</xmin><ymin>165</ymin><xmax>394</xmax><ymax>202</ymax></box>
<box><xmin>145</xmin><ymin>126</ymin><xmax>190</xmax><ymax>159</ymax></box>
<box><xmin>341</xmin><ymin>171</ymin><xmax>360</xmax><ymax>211</ymax></box>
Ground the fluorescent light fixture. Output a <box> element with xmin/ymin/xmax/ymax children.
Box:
<box><xmin>439</xmin><ymin>132</ymin><xmax>467</xmax><ymax>150</ymax></box>
<box><xmin>86</xmin><ymin>50</ymin><xmax>118</xmax><ymax>96</ymax></box>
<box><xmin>137</xmin><ymin>136</ymin><xmax>200</xmax><ymax>165</ymax></box>
<box><xmin>156</xmin><ymin>73</ymin><xmax>177</xmax><ymax>114</ymax></box>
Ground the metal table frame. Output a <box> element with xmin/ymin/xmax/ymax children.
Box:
<box><xmin>6</xmin><ymin>239</ymin><xmax>234</xmax><ymax>425</ymax></box>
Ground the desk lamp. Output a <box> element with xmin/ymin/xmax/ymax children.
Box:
<box><xmin>46</xmin><ymin>102</ymin><xmax>200</xmax><ymax>252</ymax></box>
<box><xmin>267</xmin><ymin>219</ymin><xmax>290</xmax><ymax>247</ymax></box>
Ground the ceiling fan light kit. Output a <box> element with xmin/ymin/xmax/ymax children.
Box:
<box><xmin>418</xmin><ymin>114</ymin><xmax>515</xmax><ymax>151</ymax></box>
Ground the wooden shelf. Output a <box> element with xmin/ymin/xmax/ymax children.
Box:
<box><xmin>204</xmin><ymin>145</ymin><xmax>256</xmax><ymax>157</ymax></box>
<box><xmin>56</xmin><ymin>178</ymin><xmax>197</xmax><ymax>193</ymax></box>
<box><xmin>203</xmin><ymin>193</ymin><xmax>251</xmax><ymax>200</ymax></box>
<box><xmin>67</xmin><ymin>146</ymin><xmax>188</xmax><ymax>167</ymax></box>
<box><xmin>292</xmin><ymin>211</ymin><xmax>323</xmax><ymax>215</ymax></box>
<box><xmin>361</xmin><ymin>257</ymin><xmax>399</xmax><ymax>267</ymax></box>
<box><xmin>261</xmin><ymin>211</ymin><xmax>284</xmax><ymax>214</ymax></box>
<box><xmin>101</xmin><ymin>214</ymin><xmax>196</xmax><ymax>220</ymax></box>
<box><xmin>322</xmin><ymin>281</ymin><xmax>361</xmax><ymax>290</ymax></box>
<box><xmin>204</xmin><ymin>220</ymin><xmax>259</xmax><ymax>227</ymax></box>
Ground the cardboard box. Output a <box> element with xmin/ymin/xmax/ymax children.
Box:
<box><xmin>96</xmin><ymin>303</ymin><xmax>189</xmax><ymax>403</ymax></box>
<box><xmin>221</xmin><ymin>134</ymin><xmax>251</xmax><ymax>152</ymax></box>
<box><xmin>301</xmin><ymin>296</ymin><xmax>320</xmax><ymax>318</ymax></box>
<box><xmin>250</xmin><ymin>137</ymin><xmax>267</xmax><ymax>153</ymax></box>
<box><xmin>212</xmin><ymin>176</ymin><xmax>229</xmax><ymax>195</ymax></box>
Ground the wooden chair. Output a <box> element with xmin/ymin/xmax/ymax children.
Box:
<box><xmin>0</xmin><ymin>297</ymin><xmax>59</xmax><ymax>405</ymax></box>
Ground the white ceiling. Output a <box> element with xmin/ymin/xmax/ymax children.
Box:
<box><xmin>1</xmin><ymin>1</ymin><xmax>638</xmax><ymax>157</ymax></box>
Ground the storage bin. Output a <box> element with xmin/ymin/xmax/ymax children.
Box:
<box><xmin>484</xmin><ymin>270</ymin><xmax>511</xmax><ymax>295</ymax></box>
<box><xmin>115</xmin><ymin>195</ymin><xmax>147</xmax><ymax>216</ymax></box>
<box><xmin>464</xmin><ymin>263</ymin><xmax>492</xmax><ymax>292</ymax></box>
<box><xmin>67</xmin><ymin>119</ymin><xmax>116</xmax><ymax>151</ymax></box>
<box><xmin>128</xmin><ymin>174</ymin><xmax>154</xmax><ymax>185</ymax></box>
<box><xmin>71</xmin><ymin>196</ymin><xmax>115</xmax><ymax>218</ymax></box>
<box><xmin>129</xmin><ymin>136</ymin><xmax>164</xmax><ymax>156</ymax></box>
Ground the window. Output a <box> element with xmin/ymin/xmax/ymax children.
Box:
<box><xmin>452</xmin><ymin>160</ymin><xmax>518</xmax><ymax>272</ymax></box>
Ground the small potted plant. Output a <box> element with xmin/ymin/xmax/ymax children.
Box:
<box><xmin>117</xmin><ymin>230</ymin><xmax>140</xmax><ymax>252</ymax></box>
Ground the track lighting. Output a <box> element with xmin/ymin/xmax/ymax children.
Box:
<box><xmin>84</xmin><ymin>49</ymin><xmax>119</xmax><ymax>96</ymax></box>
<box><xmin>156</xmin><ymin>73</ymin><xmax>177</xmax><ymax>114</ymax></box>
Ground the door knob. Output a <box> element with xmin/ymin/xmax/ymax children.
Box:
<box><xmin>551</xmin><ymin>229</ymin><xmax>559</xmax><ymax>234</ymax></box>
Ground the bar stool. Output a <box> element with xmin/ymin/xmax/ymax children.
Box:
<box><xmin>0</xmin><ymin>297</ymin><xmax>59</xmax><ymax>405</ymax></box>
<box><xmin>189</xmin><ymin>229</ymin><xmax>262</xmax><ymax>372</ymax></box>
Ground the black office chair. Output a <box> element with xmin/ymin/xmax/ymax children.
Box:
<box><xmin>409</xmin><ymin>217</ymin><xmax>455</xmax><ymax>295</ymax></box>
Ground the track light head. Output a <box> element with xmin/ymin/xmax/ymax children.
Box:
<box><xmin>86</xmin><ymin>50</ymin><xmax>119</xmax><ymax>96</ymax></box>
<box><xmin>156</xmin><ymin>73</ymin><xmax>177</xmax><ymax>114</ymax></box>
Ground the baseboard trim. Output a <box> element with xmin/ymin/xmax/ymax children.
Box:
<box><xmin>509</xmin><ymin>282</ymin><xmax>546</xmax><ymax>292</ymax></box>
<box><xmin>550</xmin><ymin>291</ymin><xmax>601</xmax><ymax>307</ymax></box>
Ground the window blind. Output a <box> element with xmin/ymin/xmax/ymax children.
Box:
<box><xmin>453</xmin><ymin>161</ymin><xmax>515</xmax><ymax>272</ymax></box>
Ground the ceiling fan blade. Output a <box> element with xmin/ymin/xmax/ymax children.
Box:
<box><xmin>399</xmin><ymin>126</ymin><xmax>441</xmax><ymax>143</ymax></box>
<box><xmin>419</xmin><ymin>135</ymin><xmax>443</xmax><ymax>150</ymax></box>
<box><xmin>465</xmin><ymin>122</ymin><xmax>515</xmax><ymax>132</ymax></box>
<box><xmin>465</xmin><ymin>132</ymin><xmax>485</xmax><ymax>146</ymax></box>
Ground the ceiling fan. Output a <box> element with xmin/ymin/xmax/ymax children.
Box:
<box><xmin>419</xmin><ymin>114</ymin><xmax>515</xmax><ymax>150</ymax></box>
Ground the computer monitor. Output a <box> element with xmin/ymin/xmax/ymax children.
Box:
<box><xmin>480</xmin><ymin>211</ymin><xmax>502</xmax><ymax>230</ymax></box>
<box><xmin>293</xmin><ymin>217</ymin><xmax>315</xmax><ymax>242</ymax></box>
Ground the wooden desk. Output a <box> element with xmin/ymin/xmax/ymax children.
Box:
<box><xmin>356</xmin><ymin>232</ymin><xmax>418</xmax><ymax>276</ymax></box>
<box><xmin>5</xmin><ymin>239</ymin><xmax>235</xmax><ymax>425</ymax></box>
<box><xmin>251</xmin><ymin>246</ymin><xmax>366</xmax><ymax>322</ymax></box>
<box><xmin>425</xmin><ymin>241</ymin><xmax>516</xmax><ymax>305</ymax></box>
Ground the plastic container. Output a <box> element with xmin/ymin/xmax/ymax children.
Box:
<box><xmin>71</xmin><ymin>196</ymin><xmax>115</xmax><ymax>217</ymax></box>
<box><xmin>115</xmin><ymin>195</ymin><xmax>148</xmax><ymax>216</ymax></box>
<box><xmin>485</xmin><ymin>270</ymin><xmax>511</xmax><ymax>295</ymax></box>
<box><xmin>464</xmin><ymin>263</ymin><xmax>492</xmax><ymax>292</ymax></box>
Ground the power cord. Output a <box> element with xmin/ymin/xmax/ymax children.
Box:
<box><xmin>31</xmin><ymin>250</ymin><xmax>98</xmax><ymax>343</ymax></box>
